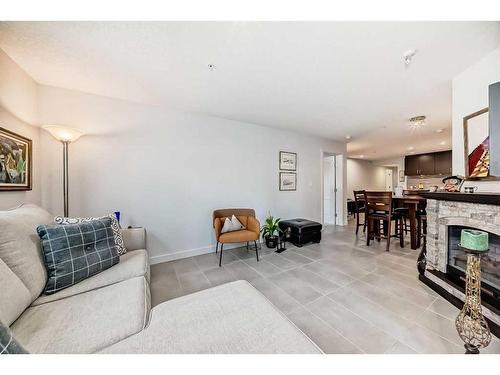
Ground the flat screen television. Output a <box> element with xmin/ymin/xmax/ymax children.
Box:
<box><xmin>489</xmin><ymin>81</ymin><xmax>500</xmax><ymax>176</ymax></box>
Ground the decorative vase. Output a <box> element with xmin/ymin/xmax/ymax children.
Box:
<box><xmin>455</xmin><ymin>229</ymin><xmax>492</xmax><ymax>354</ymax></box>
<box><xmin>265</xmin><ymin>235</ymin><xmax>278</xmax><ymax>248</ymax></box>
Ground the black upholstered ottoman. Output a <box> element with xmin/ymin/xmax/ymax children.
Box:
<box><xmin>279</xmin><ymin>219</ymin><xmax>322</xmax><ymax>247</ymax></box>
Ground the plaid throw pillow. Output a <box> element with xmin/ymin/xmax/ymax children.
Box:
<box><xmin>37</xmin><ymin>218</ymin><xmax>119</xmax><ymax>295</ymax></box>
<box><xmin>1</xmin><ymin>320</ymin><xmax>28</xmax><ymax>354</ymax></box>
<box><xmin>54</xmin><ymin>214</ymin><xmax>126</xmax><ymax>255</ymax></box>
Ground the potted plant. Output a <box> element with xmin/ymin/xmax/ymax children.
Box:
<box><xmin>260</xmin><ymin>215</ymin><xmax>282</xmax><ymax>248</ymax></box>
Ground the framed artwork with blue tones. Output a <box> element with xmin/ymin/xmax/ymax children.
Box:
<box><xmin>0</xmin><ymin>127</ymin><xmax>32</xmax><ymax>191</ymax></box>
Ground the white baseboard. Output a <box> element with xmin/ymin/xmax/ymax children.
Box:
<box><xmin>148</xmin><ymin>242</ymin><xmax>255</xmax><ymax>265</ymax></box>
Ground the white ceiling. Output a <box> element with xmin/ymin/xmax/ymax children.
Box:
<box><xmin>1</xmin><ymin>21</ymin><xmax>499</xmax><ymax>159</ymax></box>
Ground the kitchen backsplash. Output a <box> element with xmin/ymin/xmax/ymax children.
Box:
<box><xmin>406</xmin><ymin>177</ymin><xmax>444</xmax><ymax>190</ymax></box>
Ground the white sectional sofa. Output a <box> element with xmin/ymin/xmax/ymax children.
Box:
<box><xmin>0</xmin><ymin>204</ymin><xmax>321</xmax><ymax>354</ymax></box>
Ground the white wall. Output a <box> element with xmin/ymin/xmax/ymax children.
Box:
<box><xmin>0</xmin><ymin>49</ymin><xmax>42</xmax><ymax>209</ymax></box>
<box><xmin>37</xmin><ymin>85</ymin><xmax>346</xmax><ymax>263</ymax></box>
<box><xmin>346</xmin><ymin>158</ymin><xmax>386</xmax><ymax>199</ymax></box>
<box><xmin>452</xmin><ymin>46</ymin><xmax>500</xmax><ymax>192</ymax></box>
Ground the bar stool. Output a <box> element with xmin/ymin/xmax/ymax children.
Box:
<box><xmin>394</xmin><ymin>190</ymin><xmax>427</xmax><ymax>238</ymax></box>
<box><xmin>364</xmin><ymin>191</ymin><xmax>404</xmax><ymax>251</ymax></box>
<box><xmin>353</xmin><ymin>190</ymin><xmax>367</xmax><ymax>235</ymax></box>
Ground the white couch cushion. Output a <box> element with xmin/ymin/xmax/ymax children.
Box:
<box><xmin>0</xmin><ymin>258</ymin><xmax>31</xmax><ymax>326</ymax></box>
<box><xmin>32</xmin><ymin>249</ymin><xmax>150</xmax><ymax>306</ymax></box>
<box><xmin>11</xmin><ymin>276</ymin><xmax>150</xmax><ymax>354</ymax></box>
<box><xmin>0</xmin><ymin>204</ymin><xmax>52</xmax><ymax>301</ymax></box>
<box><xmin>100</xmin><ymin>280</ymin><xmax>321</xmax><ymax>354</ymax></box>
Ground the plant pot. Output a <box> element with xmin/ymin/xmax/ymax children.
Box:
<box><xmin>265</xmin><ymin>235</ymin><xmax>278</xmax><ymax>248</ymax></box>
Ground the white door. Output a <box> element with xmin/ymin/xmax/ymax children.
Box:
<box><xmin>385</xmin><ymin>169</ymin><xmax>393</xmax><ymax>192</ymax></box>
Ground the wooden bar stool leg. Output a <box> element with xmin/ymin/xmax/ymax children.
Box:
<box><xmin>386</xmin><ymin>219</ymin><xmax>391</xmax><ymax>252</ymax></box>
<box><xmin>417</xmin><ymin>217</ymin><xmax>422</xmax><ymax>248</ymax></box>
<box><xmin>399</xmin><ymin>218</ymin><xmax>404</xmax><ymax>248</ymax></box>
<box><xmin>356</xmin><ymin>211</ymin><xmax>360</xmax><ymax>235</ymax></box>
<box><xmin>366</xmin><ymin>217</ymin><xmax>372</xmax><ymax>246</ymax></box>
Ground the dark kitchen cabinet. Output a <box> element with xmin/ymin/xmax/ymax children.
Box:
<box><xmin>405</xmin><ymin>150</ymin><xmax>452</xmax><ymax>176</ymax></box>
<box><xmin>405</xmin><ymin>155</ymin><xmax>420</xmax><ymax>176</ymax></box>
<box><xmin>418</xmin><ymin>154</ymin><xmax>435</xmax><ymax>175</ymax></box>
<box><xmin>434</xmin><ymin>150</ymin><xmax>452</xmax><ymax>175</ymax></box>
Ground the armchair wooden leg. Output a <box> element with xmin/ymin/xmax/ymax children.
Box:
<box><xmin>254</xmin><ymin>240</ymin><xmax>259</xmax><ymax>262</ymax></box>
<box><xmin>219</xmin><ymin>244</ymin><xmax>224</xmax><ymax>267</ymax></box>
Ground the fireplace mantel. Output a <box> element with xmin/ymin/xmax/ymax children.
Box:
<box><xmin>421</xmin><ymin>192</ymin><xmax>500</xmax><ymax>205</ymax></box>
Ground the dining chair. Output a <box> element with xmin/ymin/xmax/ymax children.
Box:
<box><xmin>353</xmin><ymin>190</ymin><xmax>367</xmax><ymax>235</ymax></box>
<box><xmin>364</xmin><ymin>191</ymin><xmax>404</xmax><ymax>251</ymax></box>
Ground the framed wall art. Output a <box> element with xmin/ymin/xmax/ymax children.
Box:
<box><xmin>279</xmin><ymin>172</ymin><xmax>296</xmax><ymax>191</ymax></box>
<box><xmin>463</xmin><ymin>108</ymin><xmax>498</xmax><ymax>179</ymax></box>
<box><xmin>279</xmin><ymin>151</ymin><xmax>297</xmax><ymax>171</ymax></box>
<box><xmin>0</xmin><ymin>127</ymin><xmax>32</xmax><ymax>191</ymax></box>
<box><xmin>399</xmin><ymin>170</ymin><xmax>405</xmax><ymax>182</ymax></box>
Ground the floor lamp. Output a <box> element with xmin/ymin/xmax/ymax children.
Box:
<box><xmin>43</xmin><ymin>125</ymin><xmax>84</xmax><ymax>217</ymax></box>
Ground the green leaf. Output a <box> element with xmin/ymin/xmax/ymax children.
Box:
<box><xmin>16</xmin><ymin>158</ymin><xmax>26</xmax><ymax>174</ymax></box>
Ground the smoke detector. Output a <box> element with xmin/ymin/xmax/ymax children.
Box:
<box><xmin>403</xmin><ymin>49</ymin><xmax>417</xmax><ymax>66</ymax></box>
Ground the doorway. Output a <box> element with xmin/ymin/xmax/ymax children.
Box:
<box><xmin>385</xmin><ymin>167</ymin><xmax>397</xmax><ymax>192</ymax></box>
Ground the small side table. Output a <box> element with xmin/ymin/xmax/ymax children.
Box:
<box><xmin>455</xmin><ymin>245</ymin><xmax>492</xmax><ymax>354</ymax></box>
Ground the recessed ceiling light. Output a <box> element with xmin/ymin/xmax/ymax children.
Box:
<box><xmin>408</xmin><ymin>146</ymin><xmax>414</xmax><ymax>151</ymax></box>
<box><xmin>345</xmin><ymin>135</ymin><xmax>352</xmax><ymax>140</ymax></box>
<box><xmin>435</xmin><ymin>129</ymin><xmax>444</xmax><ymax>133</ymax></box>
<box><xmin>440</xmin><ymin>141</ymin><xmax>446</xmax><ymax>145</ymax></box>
<box><xmin>359</xmin><ymin>155</ymin><xmax>364</xmax><ymax>158</ymax></box>
<box><xmin>208</xmin><ymin>64</ymin><xmax>216</xmax><ymax>71</ymax></box>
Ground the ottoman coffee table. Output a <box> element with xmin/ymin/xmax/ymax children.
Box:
<box><xmin>278</xmin><ymin>219</ymin><xmax>322</xmax><ymax>247</ymax></box>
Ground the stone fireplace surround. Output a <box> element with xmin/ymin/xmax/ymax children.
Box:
<box><xmin>423</xmin><ymin>193</ymin><xmax>500</xmax><ymax>330</ymax></box>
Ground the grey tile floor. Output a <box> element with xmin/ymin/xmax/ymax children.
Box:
<box><xmin>150</xmin><ymin>221</ymin><xmax>500</xmax><ymax>354</ymax></box>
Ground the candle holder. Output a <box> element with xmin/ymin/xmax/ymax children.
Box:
<box><xmin>455</xmin><ymin>244</ymin><xmax>492</xmax><ymax>354</ymax></box>
<box><xmin>276</xmin><ymin>228</ymin><xmax>291</xmax><ymax>253</ymax></box>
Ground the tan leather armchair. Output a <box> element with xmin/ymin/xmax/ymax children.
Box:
<box><xmin>213</xmin><ymin>208</ymin><xmax>260</xmax><ymax>267</ymax></box>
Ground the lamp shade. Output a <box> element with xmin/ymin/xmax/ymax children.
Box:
<box><xmin>43</xmin><ymin>125</ymin><xmax>84</xmax><ymax>143</ymax></box>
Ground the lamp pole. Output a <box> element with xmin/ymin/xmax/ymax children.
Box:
<box><xmin>62</xmin><ymin>141</ymin><xmax>69</xmax><ymax>217</ymax></box>
<box><xmin>42</xmin><ymin>125</ymin><xmax>84</xmax><ymax>217</ymax></box>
